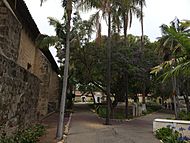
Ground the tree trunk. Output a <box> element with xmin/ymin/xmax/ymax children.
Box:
<box><xmin>90</xmin><ymin>91</ymin><xmax>96</xmax><ymax>105</ymax></box>
<box><xmin>91</xmin><ymin>81</ymin><xmax>107</xmax><ymax>94</ymax></box>
<box><xmin>142</xmin><ymin>82</ymin><xmax>147</xmax><ymax>111</ymax></box>
<box><xmin>140</xmin><ymin>1</ymin><xmax>144</xmax><ymax>52</ymax></box>
<box><xmin>123</xmin><ymin>12</ymin><xmax>129</xmax><ymax>44</ymax></box>
<box><xmin>123</xmin><ymin>11</ymin><xmax>129</xmax><ymax>119</ymax></box>
<box><xmin>123</xmin><ymin>13</ymin><xmax>127</xmax><ymax>40</ymax></box>
<box><xmin>125</xmin><ymin>72</ymin><xmax>129</xmax><ymax>119</ymax></box>
<box><xmin>172</xmin><ymin>76</ymin><xmax>178</xmax><ymax>119</ymax></box>
<box><xmin>56</xmin><ymin>0</ymin><xmax>72</xmax><ymax>140</ymax></box>
<box><xmin>105</xmin><ymin>10</ymin><xmax>111</xmax><ymax>125</ymax></box>
<box><xmin>142</xmin><ymin>82</ymin><xmax>146</xmax><ymax>104</ymax></box>
<box><xmin>140</xmin><ymin>1</ymin><xmax>147</xmax><ymax>112</ymax></box>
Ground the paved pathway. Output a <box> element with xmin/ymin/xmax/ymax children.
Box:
<box><xmin>66</xmin><ymin>103</ymin><xmax>173</xmax><ymax>143</ymax></box>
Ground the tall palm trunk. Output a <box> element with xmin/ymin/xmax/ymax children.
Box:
<box><xmin>56</xmin><ymin>0</ymin><xmax>72</xmax><ymax>140</ymax></box>
<box><xmin>140</xmin><ymin>0</ymin><xmax>146</xmax><ymax>111</ymax></box>
<box><xmin>90</xmin><ymin>91</ymin><xmax>96</xmax><ymax>105</ymax></box>
<box><xmin>172</xmin><ymin>76</ymin><xmax>178</xmax><ymax>119</ymax></box>
<box><xmin>140</xmin><ymin>1</ymin><xmax>144</xmax><ymax>51</ymax></box>
<box><xmin>122</xmin><ymin>12</ymin><xmax>129</xmax><ymax>119</ymax></box>
<box><xmin>124</xmin><ymin>72</ymin><xmax>129</xmax><ymax>119</ymax></box>
<box><xmin>123</xmin><ymin>12</ymin><xmax>129</xmax><ymax>42</ymax></box>
<box><xmin>106</xmin><ymin>10</ymin><xmax>111</xmax><ymax>125</ymax></box>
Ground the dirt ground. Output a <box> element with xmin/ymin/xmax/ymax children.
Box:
<box><xmin>38</xmin><ymin>112</ymin><xmax>69</xmax><ymax>143</ymax></box>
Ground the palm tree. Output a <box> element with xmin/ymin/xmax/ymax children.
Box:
<box><xmin>131</xmin><ymin>0</ymin><xmax>146</xmax><ymax>47</ymax></box>
<box><xmin>118</xmin><ymin>0</ymin><xmax>142</xmax><ymax>118</ymax></box>
<box><xmin>155</xmin><ymin>19</ymin><xmax>190</xmax><ymax>73</ymax></box>
<box><xmin>78</xmin><ymin>0</ymin><xmax>113</xmax><ymax>124</ymax></box>
<box><xmin>139</xmin><ymin>0</ymin><xmax>146</xmax><ymax>111</ymax></box>
<box><xmin>151</xmin><ymin>19</ymin><xmax>190</xmax><ymax>114</ymax></box>
<box><xmin>106</xmin><ymin>1</ymin><xmax>112</xmax><ymax>125</ymax></box>
<box><xmin>130</xmin><ymin>0</ymin><xmax>146</xmax><ymax>110</ymax></box>
<box><xmin>139</xmin><ymin>0</ymin><xmax>145</xmax><ymax>49</ymax></box>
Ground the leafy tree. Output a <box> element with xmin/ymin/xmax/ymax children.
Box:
<box><xmin>78</xmin><ymin>0</ymin><xmax>116</xmax><ymax>124</ymax></box>
<box><xmin>152</xmin><ymin>19</ymin><xmax>190</xmax><ymax>78</ymax></box>
<box><xmin>152</xmin><ymin>79</ymin><xmax>173</xmax><ymax>104</ymax></box>
<box><xmin>151</xmin><ymin>19</ymin><xmax>190</xmax><ymax>112</ymax></box>
<box><xmin>71</xmin><ymin>33</ymin><xmax>160</xmax><ymax>108</ymax></box>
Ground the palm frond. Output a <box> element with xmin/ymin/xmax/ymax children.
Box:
<box><xmin>40</xmin><ymin>0</ymin><xmax>47</xmax><ymax>6</ymax></box>
<box><xmin>36</xmin><ymin>35</ymin><xmax>61</xmax><ymax>49</ymax></box>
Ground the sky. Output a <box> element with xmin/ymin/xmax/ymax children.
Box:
<box><xmin>24</xmin><ymin>0</ymin><xmax>190</xmax><ymax>60</ymax></box>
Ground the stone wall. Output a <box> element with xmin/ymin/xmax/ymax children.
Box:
<box><xmin>48</xmin><ymin>70</ymin><xmax>60</xmax><ymax>112</ymax></box>
<box><xmin>34</xmin><ymin>50</ymin><xmax>51</xmax><ymax>116</ymax></box>
<box><xmin>17</xmin><ymin>30</ymin><xmax>37</xmax><ymax>73</ymax></box>
<box><xmin>0</xmin><ymin>54</ymin><xmax>40</xmax><ymax>135</ymax></box>
<box><xmin>0</xmin><ymin>0</ymin><xmax>60</xmax><ymax>120</ymax></box>
<box><xmin>34</xmin><ymin>50</ymin><xmax>60</xmax><ymax>116</ymax></box>
<box><xmin>0</xmin><ymin>1</ymin><xmax>22</xmax><ymax>61</ymax></box>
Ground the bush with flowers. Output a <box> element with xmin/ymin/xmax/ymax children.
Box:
<box><xmin>156</xmin><ymin>125</ymin><xmax>190</xmax><ymax>143</ymax></box>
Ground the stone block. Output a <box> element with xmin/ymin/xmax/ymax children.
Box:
<box><xmin>0</xmin><ymin>54</ymin><xmax>40</xmax><ymax>135</ymax></box>
<box><xmin>0</xmin><ymin>7</ymin><xmax>7</xmax><ymax>14</ymax></box>
<box><xmin>0</xmin><ymin>1</ymin><xmax>3</xmax><ymax>6</ymax></box>
<box><xmin>0</xmin><ymin>13</ymin><xmax>8</xmax><ymax>20</ymax></box>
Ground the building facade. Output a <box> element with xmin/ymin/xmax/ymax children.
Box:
<box><xmin>0</xmin><ymin>0</ymin><xmax>60</xmax><ymax>134</ymax></box>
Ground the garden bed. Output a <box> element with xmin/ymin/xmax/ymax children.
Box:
<box><xmin>153</xmin><ymin>119</ymin><xmax>190</xmax><ymax>142</ymax></box>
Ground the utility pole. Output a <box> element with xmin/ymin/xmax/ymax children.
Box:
<box><xmin>56</xmin><ymin>0</ymin><xmax>72</xmax><ymax>140</ymax></box>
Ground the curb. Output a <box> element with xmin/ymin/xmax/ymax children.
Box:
<box><xmin>57</xmin><ymin>113</ymin><xmax>73</xmax><ymax>143</ymax></box>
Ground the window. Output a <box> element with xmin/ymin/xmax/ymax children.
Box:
<box><xmin>27</xmin><ymin>63</ymin><xmax>32</xmax><ymax>70</ymax></box>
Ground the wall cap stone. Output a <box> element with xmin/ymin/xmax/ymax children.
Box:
<box><xmin>154</xmin><ymin>119</ymin><xmax>190</xmax><ymax>124</ymax></box>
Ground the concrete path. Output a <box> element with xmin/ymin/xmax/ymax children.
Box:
<box><xmin>66</xmin><ymin>103</ymin><xmax>173</xmax><ymax>143</ymax></box>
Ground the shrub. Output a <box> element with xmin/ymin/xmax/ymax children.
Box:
<box><xmin>0</xmin><ymin>124</ymin><xmax>46</xmax><ymax>143</ymax></box>
<box><xmin>156</xmin><ymin>127</ymin><xmax>178</xmax><ymax>141</ymax></box>
<box><xmin>147</xmin><ymin>104</ymin><xmax>162</xmax><ymax>112</ymax></box>
<box><xmin>97</xmin><ymin>105</ymin><xmax>107</xmax><ymax>118</ymax></box>
<box><xmin>156</xmin><ymin>126</ymin><xmax>190</xmax><ymax>143</ymax></box>
<box><xmin>178</xmin><ymin>111</ymin><xmax>190</xmax><ymax>121</ymax></box>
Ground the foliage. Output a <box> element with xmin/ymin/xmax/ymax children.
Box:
<box><xmin>0</xmin><ymin>124</ymin><xmax>46</xmax><ymax>143</ymax></box>
<box><xmin>156</xmin><ymin>127</ymin><xmax>179</xmax><ymax>142</ymax></box>
<box><xmin>151</xmin><ymin>79</ymin><xmax>173</xmax><ymax>101</ymax></box>
<box><xmin>96</xmin><ymin>105</ymin><xmax>133</xmax><ymax>119</ymax></box>
<box><xmin>156</xmin><ymin>126</ymin><xmax>190</xmax><ymax>143</ymax></box>
<box><xmin>151</xmin><ymin>19</ymin><xmax>190</xmax><ymax>112</ymax></box>
<box><xmin>178</xmin><ymin>111</ymin><xmax>190</xmax><ymax>121</ymax></box>
<box><xmin>151</xmin><ymin>19</ymin><xmax>190</xmax><ymax>79</ymax></box>
<box><xmin>71</xmin><ymin>33</ymin><xmax>160</xmax><ymax>105</ymax></box>
<box><xmin>97</xmin><ymin>105</ymin><xmax>107</xmax><ymax>118</ymax></box>
<box><xmin>145</xmin><ymin>103</ymin><xmax>162</xmax><ymax>114</ymax></box>
<box><xmin>40</xmin><ymin>0</ymin><xmax>161</xmax><ymax>108</ymax></box>
<box><xmin>66</xmin><ymin>93</ymin><xmax>75</xmax><ymax>109</ymax></box>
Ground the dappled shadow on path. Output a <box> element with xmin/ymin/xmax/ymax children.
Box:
<box><xmin>67</xmin><ymin>103</ymin><xmax>173</xmax><ymax>143</ymax></box>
